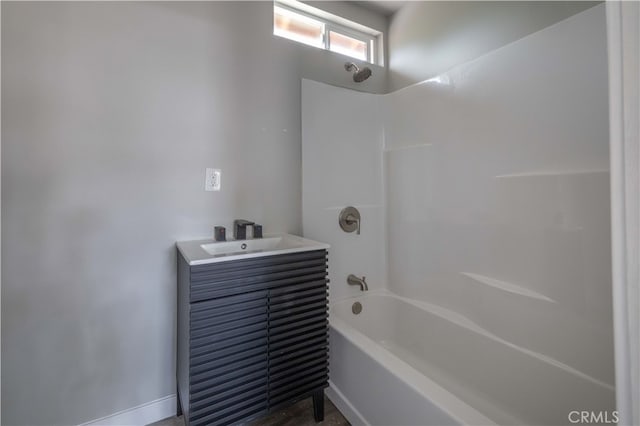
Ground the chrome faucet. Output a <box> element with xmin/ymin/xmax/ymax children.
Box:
<box><xmin>347</xmin><ymin>274</ymin><xmax>368</xmax><ymax>291</ymax></box>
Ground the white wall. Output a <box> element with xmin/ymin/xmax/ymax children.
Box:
<box><xmin>0</xmin><ymin>3</ymin><xmax>3</xmax><ymax>423</ymax></box>
<box><xmin>302</xmin><ymin>79</ymin><xmax>386</xmax><ymax>302</ymax></box>
<box><xmin>384</xmin><ymin>4</ymin><xmax>612</xmax><ymax>388</ymax></box>
<box><xmin>606</xmin><ymin>1</ymin><xmax>640</xmax><ymax>424</ymax></box>
<box><xmin>0</xmin><ymin>2</ymin><xmax>386</xmax><ymax>425</ymax></box>
<box><xmin>388</xmin><ymin>1</ymin><xmax>600</xmax><ymax>91</ymax></box>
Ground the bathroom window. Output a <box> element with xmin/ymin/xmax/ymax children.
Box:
<box><xmin>274</xmin><ymin>0</ymin><xmax>381</xmax><ymax>65</ymax></box>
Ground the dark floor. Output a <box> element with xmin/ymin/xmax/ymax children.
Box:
<box><xmin>149</xmin><ymin>395</ymin><xmax>350</xmax><ymax>426</ymax></box>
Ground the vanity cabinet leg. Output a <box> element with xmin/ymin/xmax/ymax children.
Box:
<box><xmin>176</xmin><ymin>386</ymin><xmax>183</xmax><ymax>417</ymax></box>
<box><xmin>312</xmin><ymin>390</ymin><xmax>324</xmax><ymax>422</ymax></box>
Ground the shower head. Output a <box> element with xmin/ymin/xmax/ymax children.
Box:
<box><xmin>344</xmin><ymin>62</ymin><xmax>372</xmax><ymax>83</ymax></box>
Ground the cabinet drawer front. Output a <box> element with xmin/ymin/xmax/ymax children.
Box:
<box><xmin>191</xmin><ymin>271</ymin><xmax>327</xmax><ymax>302</ymax></box>
<box><xmin>189</xmin><ymin>250</ymin><xmax>327</xmax><ymax>302</ymax></box>
<box><xmin>193</xmin><ymin>261</ymin><xmax>327</xmax><ymax>288</ymax></box>
<box><xmin>191</xmin><ymin>250</ymin><xmax>327</xmax><ymax>281</ymax></box>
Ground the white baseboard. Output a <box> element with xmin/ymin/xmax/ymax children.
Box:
<box><xmin>326</xmin><ymin>380</ymin><xmax>368</xmax><ymax>426</ymax></box>
<box><xmin>79</xmin><ymin>384</ymin><xmax>354</xmax><ymax>426</ymax></box>
<box><xmin>79</xmin><ymin>394</ymin><xmax>177</xmax><ymax>426</ymax></box>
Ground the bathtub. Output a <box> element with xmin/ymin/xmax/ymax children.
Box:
<box><xmin>327</xmin><ymin>292</ymin><xmax>615</xmax><ymax>426</ymax></box>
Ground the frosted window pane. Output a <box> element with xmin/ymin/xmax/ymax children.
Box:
<box><xmin>274</xmin><ymin>7</ymin><xmax>324</xmax><ymax>49</ymax></box>
<box><xmin>329</xmin><ymin>31</ymin><xmax>367</xmax><ymax>61</ymax></box>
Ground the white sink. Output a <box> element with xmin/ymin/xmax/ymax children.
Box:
<box><xmin>177</xmin><ymin>234</ymin><xmax>329</xmax><ymax>265</ymax></box>
<box><xmin>200</xmin><ymin>236</ymin><xmax>286</xmax><ymax>256</ymax></box>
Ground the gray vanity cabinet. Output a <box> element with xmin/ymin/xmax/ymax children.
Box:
<box><xmin>177</xmin><ymin>249</ymin><xmax>329</xmax><ymax>426</ymax></box>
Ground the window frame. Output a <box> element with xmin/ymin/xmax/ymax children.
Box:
<box><xmin>326</xmin><ymin>24</ymin><xmax>374</xmax><ymax>64</ymax></box>
<box><xmin>273</xmin><ymin>1</ymin><xmax>380</xmax><ymax>65</ymax></box>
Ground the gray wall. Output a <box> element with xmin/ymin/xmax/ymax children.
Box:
<box><xmin>0</xmin><ymin>2</ymin><xmax>385</xmax><ymax>424</ymax></box>
<box><xmin>388</xmin><ymin>1</ymin><xmax>600</xmax><ymax>91</ymax></box>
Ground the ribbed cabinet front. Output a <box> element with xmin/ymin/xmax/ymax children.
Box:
<box><xmin>177</xmin><ymin>250</ymin><xmax>329</xmax><ymax>426</ymax></box>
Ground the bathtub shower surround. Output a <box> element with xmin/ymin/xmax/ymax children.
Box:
<box><xmin>302</xmin><ymin>4</ymin><xmax>614</xmax><ymax>425</ymax></box>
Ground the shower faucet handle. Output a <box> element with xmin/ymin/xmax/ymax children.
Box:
<box><xmin>339</xmin><ymin>206</ymin><xmax>361</xmax><ymax>235</ymax></box>
<box><xmin>346</xmin><ymin>214</ymin><xmax>360</xmax><ymax>235</ymax></box>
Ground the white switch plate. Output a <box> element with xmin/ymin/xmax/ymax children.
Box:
<box><xmin>205</xmin><ymin>168</ymin><xmax>221</xmax><ymax>191</ymax></box>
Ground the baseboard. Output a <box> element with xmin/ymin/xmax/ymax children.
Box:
<box><xmin>80</xmin><ymin>384</ymin><xmax>354</xmax><ymax>426</ymax></box>
<box><xmin>79</xmin><ymin>394</ymin><xmax>177</xmax><ymax>426</ymax></box>
<box><xmin>326</xmin><ymin>381</ymin><xmax>368</xmax><ymax>426</ymax></box>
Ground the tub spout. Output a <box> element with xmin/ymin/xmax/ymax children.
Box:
<box><xmin>347</xmin><ymin>274</ymin><xmax>368</xmax><ymax>291</ymax></box>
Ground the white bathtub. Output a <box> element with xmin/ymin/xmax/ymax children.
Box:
<box><xmin>327</xmin><ymin>292</ymin><xmax>615</xmax><ymax>426</ymax></box>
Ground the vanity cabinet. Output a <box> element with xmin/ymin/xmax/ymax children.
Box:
<box><xmin>177</xmin><ymin>249</ymin><xmax>329</xmax><ymax>426</ymax></box>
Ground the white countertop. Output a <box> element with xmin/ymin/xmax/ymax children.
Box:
<box><xmin>176</xmin><ymin>233</ymin><xmax>329</xmax><ymax>266</ymax></box>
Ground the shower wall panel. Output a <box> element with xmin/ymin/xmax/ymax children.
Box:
<box><xmin>384</xmin><ymin>4</ymin><xmax>613</xmax><ymax>387</ymax></box>
<box><xmin>302</xmin><ymin>79</ymin><xmax>386</xmax><ymax>302</ymax></box>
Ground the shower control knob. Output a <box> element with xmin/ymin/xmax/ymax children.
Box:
<box><xmin>339</xmin><ymin>206</ymin><xmax>361</xmax><ymax>235</ymax></box>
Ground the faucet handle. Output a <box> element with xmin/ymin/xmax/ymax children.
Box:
<box><xmin>346</xmin><ymin>214</ymin><xmax>360</xmax><ymax>235</ymax></box>
<box><xmin>339</xmin><ymin>207</ymin><xmax>361</xmax><ymax>235</ymax></box>
<box><xmin>214</xmin><ymin>226</ymin><xmax>226</xmax><ymax>242</ymax></box>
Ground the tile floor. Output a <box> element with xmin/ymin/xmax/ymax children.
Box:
<box><xmin>149</xmin><ymin>395</ymin><xmax>349</xmax><ymax>426</ymax></box>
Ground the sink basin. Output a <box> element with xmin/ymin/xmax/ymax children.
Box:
<box><xmin>177</xmin><ymin>234</ymin><xmax>329</xmax><ymax>265</ymax></box>
<box><xmin>200</xmin><ymin>236</ymin><xmax>286</xmax><ymax>256</ymax></box>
